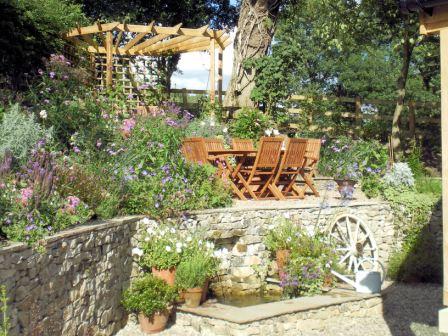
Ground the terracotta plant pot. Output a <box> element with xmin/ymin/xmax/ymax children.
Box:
<box><xmin>334</xmin><ymin>179</ymin><xmax>357</xmax><ymax>199</ymax></box>
<box><xmin>138</xmin><ymin>308</ymin><xmax>171</xmax><ymax>334</ymax></box>
<box><xmin>184</xmin><ymin>287</ymin><xmax>203</xmax><ymax>308</ymax></box>
<box><xmin>177</xmin><ymin>290</ymin><xmax>186</xmax><ymax>303</ymax></box>
<box><xmin>276</xmin><ymin>249</ymin><xmax>291</xmax><ymax>278</ymax></box>
<box><xmin>201</xmin><ymin>279</ymin><xmax>210</xmax><ymax>303</ymax></box>
<box><xmin>152</xmin><ymin>267</ymin><xmax>176</xmax><ymax>286</ymax></box>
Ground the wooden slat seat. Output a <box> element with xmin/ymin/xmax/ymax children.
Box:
<box><xmin>300</xmin><ymin>138</ymin><xmax>321</xmax><ymax>197</ymax></box>
<box><xmin>181</xmin><ymin>137</ymin><xmax>210</xmax><ymax>165</ymax></box>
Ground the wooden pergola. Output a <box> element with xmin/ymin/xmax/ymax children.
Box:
<box><xmin>65</xmin><ymin>22</ymin><xmax>232</xmax><ymax>103</ymax></box>
<box><xmin>402</xmin><ymin>0</ymin><xmax>448</xmax><ymax>332</ymax></box>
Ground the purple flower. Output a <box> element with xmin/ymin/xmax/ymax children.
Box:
<box><xmin>73</xmin><ymin>146</ymin><xmax>80</xmax><ymax>154</ymax></box>
<box><xmin>25</xmin><ymin>225</ymin><xmax>36</xmax><ymax>232</ymax></box>
<box><xmin>155</xmin><ymin>202</ymin><xmax>160</xmax><ymax>208</ymax></box>
<box><xmin>49</xmin><ymin>72</ymin><xmax>55</xmax><ymax>79</ymax></box>
<box><xmin>38</xmin><ymin>69</ymin><xmax>44</xmax><ymax>75</ymax></box>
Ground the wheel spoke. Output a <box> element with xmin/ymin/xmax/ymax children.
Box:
<box><xmin>339</xmin><ymin>251</ymin><xmax>351</xmax><ymax>264</ymax></box>
<box><xmin>336</xmin><ymin>222</ymin><xmax>349</xmax><ymax>244</ymax></box>
<box><xmin>354</xmin><ymin>220</ymin><xmax>360</xmax><ymax>245</ymax></box>
<box><xmin>346</xmin><ymin>217</ymin><xmax>353</xmax><ymax>244</ymax></box>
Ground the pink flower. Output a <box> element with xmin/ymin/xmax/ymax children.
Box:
<box><xmin>20</xmin><ymin>187</ymin><xmax>33</xmax><ymax>206</ymax></box>
<box><xmin>64</xmin><ymin>196</ymin><xmax>81</xmax><ymax>213</ymax></box>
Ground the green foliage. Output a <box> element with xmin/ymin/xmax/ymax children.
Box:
<box><xmin>117</xmin><ymin>115</ymin><xmax>231</xmax><ymax>218</ymax></box>
<box><xmin>406</xmin><ymin>141</ymin><xmax>426</xmax><ymax>178</ymax></box>
<box><xmin>0</xmin><ymin>285</ymin><xmax>9</xmax><ymax>336</ymax></box>
<box><xmin>0</xmin><ymin>104</ymin><xmax>52</xmax><ymax>164</ymax></box>
<box><xmin>264</xmin><ymin>218</ymin><xmax>301</xmax><ymax>252</ymax></box>
<box><xmin>361</xmin><ymin>174</ymin><xmax>384</xmax><ymax>199</ymax></box>
<box><xmin>27</xmin><ymin>55</ymin><xmax>117</xmax><ymax>151</ymax></box>
<box><xmin>282</xmin><ymin>231</ymin><xmax>337</xmax><ymax>297</ymax></box>
<box><xmin>415</xmin><ymin>177</ymin><xmax>442</xmax><ymax>195</ymax></box>
<box><xmin>384</xmin><ymin>187</ymin><xmax>441</xmax><ymax>282</ymax></box>
<box><xmin>122</xmin><ymin>274</ymin><xmax>177</xmax><ymax>318</ymax></box>
<box><xmin>175</xmin><ymin>254</ymin><xmax>210</xmax><ymax>290</ymax></box>
<box><xmin>139</xmin><ymin>225</ymin><xmax>184</xmax><ymax>270</ymax></box>
<box><xmin>319</xmin><ymin>136</ymin><xmax>388</xmax><ymax>181</ymax></box>
<box><xmin>0</xmin><ymin>0</ymin><xmax>86</xmax><ymax>87</ymax></box>
<box><xmin>229</xmin><ymin>108</ymin><xmax>273</xmax><ymax>140</ymax></box>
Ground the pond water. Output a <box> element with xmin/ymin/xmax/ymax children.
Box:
<box><xmin>216</xmin><ymin>293</ymin><xmax>282</xmax><ymax>307</ymax></box>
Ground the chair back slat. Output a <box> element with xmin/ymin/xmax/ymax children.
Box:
<box><xmin>232</xmin><ymin>138</ymin><xmax>255</xmax><ymax>150</ymax></box>
<box><xmin>254</xmin><ymin>137</ymin><xmax>283</xmax><ymax>168</ymax></box>
<box><xmin>304</xmin><ymin>138</ymin><xmax>321</xmax><ymax>164</ymax></box>
<box><xmin>282</xmin><ymin>138</ymin><xmax>308</xmax><ymax>168</ymax></box>
<box><xmin>181</xmin><ymin>137</ymin><xmax>209</xmax><ymax>164</ymax></box>
<box><xmin>204</xmin><ymin>138</ymin><xmax>225</xmax><ymax>152</ymax></box>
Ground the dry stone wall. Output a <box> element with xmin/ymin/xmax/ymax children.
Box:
<box><xmin>0</xmin><ymin>216</ymin><xmax>142</xmax><ymax>336</ymax></box>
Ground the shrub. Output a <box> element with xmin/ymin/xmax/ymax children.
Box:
<box><xmin>0</xmin><ymin>149</ymin><xmax>92</xmax><ymax>245</ymax></box>
<box><xmin>122</xmin><ymin>275</ymin><xmax>178</xmax><ymax>317</ymax></box>
<box><xmin>283</xmin><ymin>232</ymin><xmax>337</xmax><ymax>297</ymax></box>
<box><xmin>175</xmin><ymin>254</ymin><xmax>210</xmax><ymax>290</ymax></box>
<box><xmin>406</xmin><ymin>141</ymin><xmax>426</xmax><ymax>178</ymax></box>
<box><xmin>0</xmin><ymin>104</ymin><xmax>52</xmax><ymax>164</ymax></box>
<box><xmin>383</xmin><ymin>162</ymin><xmax>415</xmax><ymax>189</ymax></box>
<box><xmin>229</xmin><ymin>108</ymin><xmax>273</xmax><ymax>140</ymax></box>
<box><xmin>319</xmin><ymin>136</ymin><xmax>388</xmax><ymax>181</ymax></box>
<box><xmin>138</xmin><ymin>225</ymin><xmax>184</xmax><ymax>270</ymax></box>
<box><xmin>0</xmin><ymin>285</ymin><xmax>9</xmax><ymax>336</ymax></box>
<box><xmin>264</xmin><ymin>218</ymin><xmax>301</xmax><ymax>252</ymax></box>
<box><xmin>55</xmin><ymin>160</ymin><xmax>121</xmax><ymax>219</ymax></box>
<box><xmin>115</xmin><ymin>115</ymin><xmax>232</xmax><ymax>218</ymax></box>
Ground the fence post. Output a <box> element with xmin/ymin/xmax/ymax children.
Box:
<box><xmin>408</xmin><ymin>100</ymin><xmax>416</xmax><ymax>139</ymax></box>
<box><xmin>355</xmin><ymin>96</ymin><xmax>362</xmax><ymax>137</ymax></box>
<box><xmin>182</xmin><ymin>88</ymin><xmax>188</xmax><ymax>108</ymax></box>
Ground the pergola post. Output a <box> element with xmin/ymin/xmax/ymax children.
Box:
<box><xmin>209</xmin><ymin>38</ymin><xmax>216</xmax><ymax>103</ymax></box>
<box><xmin>218</xmin><ymin>46</ymin><xmax>223</xmax><ymax>105</ymax></box>
<box><xmin>105</xmin><ymin>31</ymin><xmax>113</xmax><ymax>87</ymax></box>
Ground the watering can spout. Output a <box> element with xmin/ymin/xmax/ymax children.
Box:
<box><xmin>331</xmin><ymin>270</ymin><xmax>356</xmax><ymax>289</ymax></box>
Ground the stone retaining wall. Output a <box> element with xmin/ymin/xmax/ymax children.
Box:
<box><xmin>0</xmin><ymin>216</ymin><xmax>141</xmax><ymax>336</ymax></box>
<box><xmin>138</xmin><ymin>201</ymin><xmax>397</xmax><ymax>295</ymax></box>
<box><xmin>174</xmin><ymin>296</ymin><xmax>383</xmax><ymax>336</ymax></box>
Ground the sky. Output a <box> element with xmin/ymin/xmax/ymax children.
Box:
<box><xmin>171</xmin><ymin>31</ymin><xmax>235</xmax><ymax>91</ymax></box>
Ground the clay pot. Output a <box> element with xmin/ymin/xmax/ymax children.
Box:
<box><xmin>334</xmin><ymin>179</ymin><xmax>357</xmax><ymax>199</ymax></box>
<box><xmin>138</xmin><ymin>308</ymin><xmax>171</xmax><ymax>334</ymax></box>
<box><xmin>184</xmin><ymin>287</ymin><xmax>203</xmax><ymax>308</ymax></box>
<box><xmin>201</xmin><ymin>279</ymin><xmax>210</xmax><ymax>303</ymax></box>
<box><xmin>276</xmin><ymin>249</ymin><xmax>291</xmax><ymax>278</ymax></box>
<box><xmin>152</xmin><ymin>267</ymin><xmax>176</xmax><ymax>286</ymax></box>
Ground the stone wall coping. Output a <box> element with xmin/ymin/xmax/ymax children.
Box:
<box><xmin>0</xmin><ymin>215</ymin><xmax>143</xmax><ymax>255</ymax></box>
<box><xmin>186</xmin><ymin>200</ymin><xmax>388</xmax><ymax>215</ymax></box>
<box><xmin>178</xmin><ymin>288</ymin><xmax>380</xmax><ymax>324</ymax></box>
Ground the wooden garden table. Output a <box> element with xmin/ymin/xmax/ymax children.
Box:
<box><xmin>207</xmin><ymin>149</ymin><xmax>258</xmax><ymax>200</ymax></box>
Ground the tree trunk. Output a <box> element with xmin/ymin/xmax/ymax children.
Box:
<box><xmin>224</xmin><ymin>0</ymin><xmax>282</xmax><ymax>108</ymax></box>
<box><xmin>391</xmin><ymin>30</ymin><xmax>414</xmax><ymax>160</ymax></box>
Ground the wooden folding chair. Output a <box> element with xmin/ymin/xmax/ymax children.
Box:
<box><xmin>271</xmin><ymin>138</ymin><xmax>308</xmax><ymax>199</ymax></box>
<box><xmin>204</xmin><ymin>138</ymin><xmax>233</xmax><ymax>174</ymax></box>
<box><xmin>300</xmin><ymin>138</ymin><xmax>321</xmax><ymax>197</ymax></box>
<box><xmin>235</xmin><ymin>137</ymin><xmax>284</xmax><ymax>200</ymax></box>
<box><xmin>181</xmin><ymin>137</ymin><xmax>210</xmax><ymax>165</ymax></box>
<box><xmin>232</xmin><ymin>138</ymin><xmax>255</xmax><ymax>150</ymax></box>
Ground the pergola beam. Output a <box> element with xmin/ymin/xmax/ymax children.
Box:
<box><xmin>123</xmin><ymin>21</ymin><xmax>155</xmax><ymax>52</ymax></box>
<box><xmin>132</xmin><ymin>34</ymin><xmax>169</xmax><ymax>53</ymax></box>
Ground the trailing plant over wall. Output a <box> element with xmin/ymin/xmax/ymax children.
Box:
<box><xmin>0</xmin><ymin>285</ymin><xmax>9</xmax><ymax>336</ymax></box>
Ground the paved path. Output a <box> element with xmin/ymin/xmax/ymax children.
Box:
<box><xmin>117</xmin><ymin>283</ymin><xmax>446</xmax><ymax>336</ymax></box>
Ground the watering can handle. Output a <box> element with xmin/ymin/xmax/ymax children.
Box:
<box><xmin>356</xmin><ymin>258</ymin><xmax>386</xmax><ymax>284</ymax></box>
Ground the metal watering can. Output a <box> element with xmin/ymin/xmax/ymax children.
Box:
<box><xmin>331</xmin><ymin>259</ymin><xmax>385</xmax><ymax>294</ymax></box>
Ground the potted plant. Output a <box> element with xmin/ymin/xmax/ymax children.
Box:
<box><xmin>264</xmin><ymin>218</ymin><xmax>301</xmax><ymax>278</ymax></box>
<box><xmin>175</xmin><ymin>252</ymin><xmax>212</xmax><ymax>308</ymax></box>
<box><xmin>139</xmin><ymin>226</ymin><xmax>183</xmax><ymax>285</ymax></box>
<box><xmin>122</xmin><ymin>274</ymin><xmax>178</xmax><ymax>334</ymax></box>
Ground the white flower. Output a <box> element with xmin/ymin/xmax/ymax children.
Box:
<box><xmin>132</xmin><ymin>247</ymin><xmax>143</xmax><ymax>257</ymax></box>
<box><xmin>176</xmin><ymin>242</ymin><xmax>182</xmax><ymax>249</ymax></box>
<box><xmin>210</xmin><ymin>120</ymin><xmax>216</xmax><ymax>127</ymax></box>
<box><xmin>144</xmin><ymin>237</ymin><xmax>150</xmax><ymax>242</ymax></box>
<box><xmin>283</xmin><ymin>213</ymin><xmax>291</xmax><ymax>219</ymax></box>
<box><xmin>264</xmin><ymin>129</ymin><xmax>272</xmax><ymax>136</ymax></box>
<box><xmin>222</xmin><ymin>127</ymin><xmax>228</xmax><ymax>133</ymax></box>
<box><xmin>142</xmin><ymin>217</ymin><xmax>151</xmax><ymax>225</ymax></box>
<box><xmin>214</xmin><ymin>248</ymin><xmax>228</xmax><ymax>259</ymax></box>
<box><xmin>286</xmin><ymin>237</ymin><xmax>292</xmax><ymax>243</ymax></box>
<box><xmin>200</xmin><ymin>121</ymin><xmax>206</xmax><ymax>126</ymax></box>
<box><xmin>198</xmin><ymin>240</ymin><xmax>203</xmax><ymax>245</ymax></box>
<box><xmin>272</xmin><ymin>129</ymin><xmax>280</xmax><ymax>136</ymax></box>
<box><xmin>186</xmin><ymin>236</ymin><xmax>192</xmax><ymax>242</ymax></box>
<box><xmin>170</xmin><ymin>227</ymin><xmax>176</xmax><ymax>234</ymax></box>
<box><xmin>165</xmin><ymin>246</ymin><xmax>172</xmax><ymax>252</ymax></box>
<box><xmin>176</xmin><ymin>247</ymin><xmax>182</xmax><ymax>253</ymax></box>
<box><xmin>268</xmin><ymin>224</ymin><xmax>276</xmax><ymax>230</ymax></box>
<box><xmin>39</xmin><ymin>110</ymin><xmax>47</xmax><ymax>119</ymax></box>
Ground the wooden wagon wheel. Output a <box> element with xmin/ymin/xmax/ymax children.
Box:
<box><xmin>327</xmin><ymin>213</ymin><xmax>378</xmax><ymax>274</ymax></box>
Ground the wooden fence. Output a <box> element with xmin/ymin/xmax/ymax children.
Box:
<box><xmin>169</xmin><ymin>88</ymin><xmax>441</xmax><ymax>136</ymax></box>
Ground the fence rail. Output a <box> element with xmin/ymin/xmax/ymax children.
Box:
<box><xmin>169</xmin><ymin>88</ymin><xmax>441</xmax><ymax>135</ymax></box>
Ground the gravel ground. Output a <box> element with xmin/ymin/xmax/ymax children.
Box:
<box><xmin>116</xmin><ymin>283</ymin><xmax>447</xmax><ymax>336</ymax></box>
